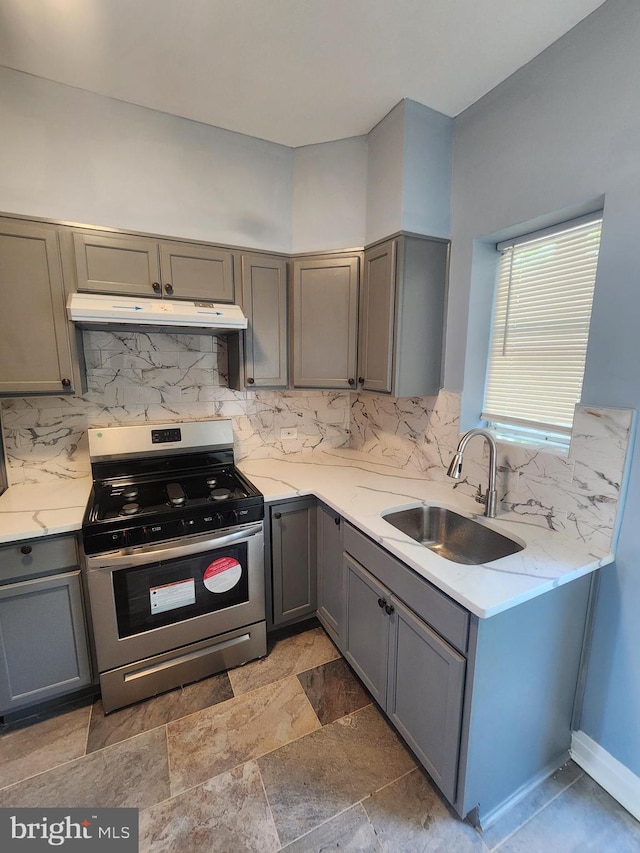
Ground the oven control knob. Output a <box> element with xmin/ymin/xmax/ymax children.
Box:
<box><xmin>178</xmin><ymin>518</ymin><xmax>198</xmax><ymax>535</ymax></box>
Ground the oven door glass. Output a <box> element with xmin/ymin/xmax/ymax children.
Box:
<box><xmin>112</xmin><ymin>542</ymin><xmax>249</xmax><ymax>638</ymax></box>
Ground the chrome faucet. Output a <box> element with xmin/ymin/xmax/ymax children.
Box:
<box><xmin>447</xmin><ymin>428</ymin><xmax>498</xmax><ymax>518</ymax></box>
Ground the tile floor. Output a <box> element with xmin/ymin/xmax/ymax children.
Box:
<box><xmin>1</xmin><ymin>624</ymin><xmax>639</xmax><ymax>851</ymax></box>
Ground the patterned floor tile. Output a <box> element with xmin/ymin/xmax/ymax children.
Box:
<box><xmin>363</xmin><ymin>767</ymin><xmax>486</xmax><ymax>852</ymax></box>
<box><xmin>297</xmin><ymin>657</ymin><xmax>371</xmax><ymax>725</ymax></box>
<box><xmin>140</xmin><ymin>761</ymin><xmax>280</xmax><ymax>853</ymax></box>
<box><xmin>258</xmin><ymin>703</ymin><xmax>416</xmax><ymax>846</ymax></box>
<box><xmin>87</xmin><ymin>671</ymin><xmax>233</xmax><ymax>752</ymax></box>
<box><xmin>228</xmin><ymin>626</ymin><xmax>340</xmax><ymax>696</ymax></box>
<box><xmin>281</xmin><ymin>804</ymin><xmax>382</xmax><ymax>852</ymax></box>
<box><xmin>0</xmin><ymin>700</ymin><xmax>92</xmax><ymax>789</ymax></box>
<box><xmin>167</xmin><ymin>675</ymin><xmax>320</xmax><ymax>795</ymax></box>
<box><xmin>0</xmin><ymin>727</ymin><xmax>170</xmax><ymax>811</ymax></box>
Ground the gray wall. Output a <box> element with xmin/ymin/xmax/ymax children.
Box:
<box><xmin>365</xmin><ymin>101</ymin><xmax>406</xmax><ymax>243</ymax></box>
<box><xmin>0</xmin><ymin>66</ymin><xmax>294</xmax><ymax>251</ymax></box>
<box><xmin>365</xmin><ymin>99</ymin><xmax>451</xmax><ymax>244</ymax></box>
<box><xmin>449</xmin><ymin>0</ymin><xmax>640</xmax><ymax>776</ymax></box>
<box><xmin>401</xmin><ymin>99</ymin><xmax>451</xmax><ymax>239</ymax></box>
<box><xmin>292</xmin><ymin>136</ymin><xmax>368</xmax><ymax>252</ymax></box>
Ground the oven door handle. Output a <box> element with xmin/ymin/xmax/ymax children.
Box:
<box><xmin>86</xmin><ymin>523</ymin><xmax>263</xmax><ymax>570</ymax></box>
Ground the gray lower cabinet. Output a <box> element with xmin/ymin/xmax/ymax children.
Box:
<box><xmin>388</xmin><ymin>595</ymin><xmax>465</xmax><ymax>804</ymax></box>
<box><xmin>316</xmin><ymin>504</ymin><xmax>345</xmax><ymax>647</ymax></box>
<box><xmin>72</xmin><ymin>230</ymin><xmax>235</xmax><ymax>302</ymax></box>
<box><xmin>229</xmin><ymin>252</ymin><xmax>288</xmax><ymax>389</ymax></box>
<box><xmin>269</xmin><ymin>497</ymin><xmax>318</xmax><ymax>627</ymax></box>
<box><xmin>342</xmin><ymin>521</ymin><xmax>594</xmax><ymax>828</ymax></box>
<box><xmin>358</xmin><ymin>235</ymin><xmax>448</xmax><ymax>396</ymax></box>
<box><xmin>291</xmin><ymin>254</ymin><xmax>360</xmax><ymax>389</ymax></box>
<box><xmin>344</xmin><ymin>552</ymin><xmax>464</xmax><ymax>801</ymax></box>
<box><xmin>0</xmin><ymin>535</ymin><xmax>92</xmax><ymax>715</ymax></box>
<box><xmin>344</xmin><ymin>553</ymin><xmax>390</xmax><ymax>706</ymax></box>
<box><xmin>0</xmin><ymin>218</ymin><xmax>78</xmax><ymax>396</ymax></box>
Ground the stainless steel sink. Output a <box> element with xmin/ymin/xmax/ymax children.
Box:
<box><xmin>382</xmin><ymin>505</ymin><xmax>524</xmax><ymax>565</ymax></box>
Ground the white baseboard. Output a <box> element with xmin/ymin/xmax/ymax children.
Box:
<box><xmin>571</xmin><ymin>730</ymin><xmax>640</xmax><ymax>821</ymax></box>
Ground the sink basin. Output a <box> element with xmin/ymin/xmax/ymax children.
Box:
<box><xmin>382</xmin><ymin>505</ymin><xmax>524</xmax><ymax>565</ymax></box>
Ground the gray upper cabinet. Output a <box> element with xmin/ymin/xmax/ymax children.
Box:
<box><xmin>159</xmin><ymin>241</ymin><xmax>234</xmax><ymax>302</ymax></box>
<box><xmin>358</xmin><ymin>235</ymin><xmax>448</xmax><ymax>397</ymax></box>
<box><xmin>0</xmin><ymin>218</ymin><xmax>77</xmax><ymax>396</ymax></box>
<box><xmin>73</xmin><ymin>232</ymin><xmax>161</xmax><ymax>298</ymax></box>
<box><xmin>291</xmin><ymin>254</ymin><xmax>360</xmax><ymax>389</ymax></box>
<box><xmin>73</xmin><ymin>231</ymin><xmax>235</xmax><ymax>302</ymax></box>
<box><xmin>241</xmin><ymin>253</ymin><xmax>288</xmax><ymax>388</ymax></box>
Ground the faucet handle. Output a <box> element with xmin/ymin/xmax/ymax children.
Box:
<box><xmin>474</xmin><ymin>484</ymin><xmax>486</xmax><ymax>504</ymax></box>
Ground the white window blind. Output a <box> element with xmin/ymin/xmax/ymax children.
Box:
<box><xmin>483</xmin><ymin>214</ymin><xmax>602</xmax><ymax>436</ymax></box>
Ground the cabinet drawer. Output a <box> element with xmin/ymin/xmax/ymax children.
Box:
<box><xmin>343</xmin><ymin>524</ymin><xmax>469</xmax><ymax>654</ymax></box>
<box><xmin>0</xmin><ymin>535</ymin><xmax>79</xmax><ymax>584</ymax></box>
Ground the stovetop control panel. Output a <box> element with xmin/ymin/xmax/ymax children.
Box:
<box><xmin>151</xmin><ymin>427</ymin><xmax>182</xmax><ymax>444</ymax></box>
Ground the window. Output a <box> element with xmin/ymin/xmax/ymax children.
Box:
<box><xmin>482</xmin><ymin>213</ymin><xmax>602</xmax><ymax>445</ymax></box>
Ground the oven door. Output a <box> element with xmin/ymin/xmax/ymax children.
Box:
<box><xmin>85</xmin><ymin>522</ymin><xmax>264</xmax><ymax>672</ymax></box>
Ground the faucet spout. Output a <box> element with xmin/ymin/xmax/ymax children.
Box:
<box><xmin>446</xmin><ymin>428</ymin><xmax>498</xmax><ymax>518</ymax></box>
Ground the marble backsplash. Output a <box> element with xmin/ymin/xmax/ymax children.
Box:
<box><xmin>0</xmin><ymin>329</ymin><xmax>635</xmax><ymax>554</ymax></box>
<box><xmin>0</xmin><ymin>330</ymin><xmax>351</xmax><ymax>484</ymax></box>
<box><xmin>349</xmin><ymin>392</ymin><xmax>635</xmax><ymax>554</ymax></box>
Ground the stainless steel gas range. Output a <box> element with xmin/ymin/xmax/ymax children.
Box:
<box><xmin>81</xmin><ymin>419</ymin><xmax>266</xmax><ymax>713</ymax></box>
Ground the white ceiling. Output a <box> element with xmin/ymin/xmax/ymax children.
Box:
<box><xmin>0</xmin><ymin>0</ymin><xmax>607</xmax><ymax>148</ymax></box>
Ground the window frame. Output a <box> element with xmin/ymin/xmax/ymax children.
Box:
<box><xmin>481</xmin><ymin>212</ymin><xmax>603</xmax><ymax>448</ymax></box>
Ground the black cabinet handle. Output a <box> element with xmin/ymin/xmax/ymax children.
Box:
<box><xmin>20</xmin><ymin>545</ymin><xmax>32</xmax><ymax>555</ymax></box>
<box><xmin>348</xmin><ymin>378</ymin><xmax>355</xmax><ymax>386</ymax></box>
<box><xmin>273</xmin><ymin>512</ymin><xmax>282</xmax><ymax>520</ymax></box>
<box><xmin>61</xmin><ymin>378</ymin><xmax>71</xmax><ymax>388</ymax></box>
<box><xmin>247</xmin><ymin>378</ymin><xmax>255</xmax><ymax>385</ymax></box>
<box><xmin>334</xmin><ymin>517</ymin><xmax>340</xmax><ymax>526</ymax></box>
<box><xmin>164</xmin><ymin>283</ymin><xmax>174</xmax><ymax>295</ymax></box>
<box><xmin>377</xmin><ymin>597</ymin><xmax>385</xmax><ymax>608</ymax></box>
<box><xmin>358</xmin><ymin>377</ymin><xmax>364</xmax><ymax>385</ymax></box>
<box><xmin>152</xmin><ymin>281</ymin><xmax>161</xmax><ymax>293</ymax></box>
<box><xmin>384</xmin><ymin>603</ymin><xmax>395</xmax><ymax>615</ymax></box>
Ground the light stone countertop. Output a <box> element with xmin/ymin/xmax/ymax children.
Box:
<box><xmin>0</xmin><ymin>477</ymin><xmax>92</xmax><ymax>544</ymax></box>
<box><xmin>237</xmin><ymin>448</ymin><xmax>613</xmax><ymax>619</ymax></box>
<box><xmin>0</xmin><ymin>449</ymin><xmax>612</xmax><ymax>618</ymax></box>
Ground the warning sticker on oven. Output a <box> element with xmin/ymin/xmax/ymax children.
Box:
<box><xmin>150</xmin><ymin>578</ymin><xmax>196</xmax><ymax>614</ymax></box>
<box><xmin>203</xmin><ymin>557</ymin><xmax>242</xmax><ymax>593</ymax></box>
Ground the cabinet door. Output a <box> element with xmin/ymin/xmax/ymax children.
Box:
<box><xmin>343</xmin><ymin>554</ymin><xmax>389</xmax><ymax>708</ymax></box>
<box><xmin>159</xmin><ymin>242</ymin><xmax>235</xmax><ymax>302</ymax></box>
<box><xmin>241</xmin><ymin>253</ymin><xmax>288</xmax><ymax>388</ymax></box>
<box><xmin>73</xmin><ymin>232</ymin><xmax>161</xmax><ymax>297</ymax></box>
<box><xmin>271</xmin><ymin>498</ymin><xmax>318</xmax><ymax>626</ymax></box>
<box><xmin>0</xmin><ymin>219</ymin><xmax>76</xmax><ymax>395</ymax></box>
<box><xmin>0</xmin><ymin>570</ymin><xmax>92</xmax><ymax>713</ymax></box>
<box><xmin>392</xmin><ymin>236</ymin><xmax>448</xmax><ymax>398</ymax></box>
<box><xmin>358</xmin><ymin>239</ymin><xmax>396</xmax><ymax>393</ymax></box>
<box><xmin>387</xmin><ymin>595</ymin><xmax>465</xmax><ymax>803</ymax></box>
<box><xmin>317</xmin><ymin>506</ymin><xmax>344</xmax><ymax>648</ymax></box>
<box><xmin>292</xmin><ymin>256</ymin><xmax>359</xmax><ymax>389</ymax></box>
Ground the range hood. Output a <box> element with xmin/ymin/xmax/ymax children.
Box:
<box><xmin>67</xmin><ymin>293</ymin><xmax>248</xmax><ymax>333</ymax></box>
